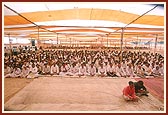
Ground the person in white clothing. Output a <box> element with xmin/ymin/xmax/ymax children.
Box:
<box><xmin>106</xmin><ymin>63</ymin><xmax>117</xmax><ymax>77</ymax></box>
<box><xmin>4</xmin><ymin>65</ymin><xmax>14</xmax><ymax>78</ymax></box>
<box><xmin>85</xmin><ymin>62</ymin><xmax>90</xmax><ymax>73</ymax></box>
<box><xmin>65</xmin><ymin>62</ymin><xmax>71</xmax><ymax>72</ymax></box>
<box><xmin>88</xmin><ymin>63</ymin><xmax>96</xmax><ymax>76</ymax></box>
<box><xmin>36</xmin><ymin>64</ymin><xmax>42</xmax><ymax>74</ymax></box>
<box><xmin>136</xmin><ymin>65</ymin><xmax>145</xmax><ymax>78</ymax></box>
<box><xmin>98</xmin><ymin>63</ymin><xmax>106</xmax><ymax>77</ymax></box>
<box><xmin>21</xmin><ymin>61</ymin><xmax>27</xmax><ymax>70</ymax></box>
<box><xmin>126</xmin><ymin>64</ymin><xmax>135</xmax><ymax>78</ymax></box>
<box><xmin>116</xmin><ymin>63</ymin><xmax>126</xmax><ymax>77</ymax></box>
<box><xmin>67</xmin><ymin>63</ymin><xmax>79</xmax><ymax>76</ymax></box>
<box><xmin>28</xmin><ymin>63</ymin><xmax>38</xmax><ymax>78</ymax></box>
<box><xmin>159</xmin><ymin>63</ymin><xmax>164</xmax><ymax>76</ymax></box>
<box><xmin>13</xmin><ymin>66</ymin><xmax>22</xmax><ymax>78</ymax></box>
<box><xmin>60</xmin><ymin>63</ymin><xmax>68</xmax><ymax>76</ymax></box>
<box><xmin>4</xmin><ymin>64</ymin><xmax>11</xmax><ymax>77</ymax></box>
<box><xmin>31</xmin><ymin>63</ymin><xmax>38</xmax><ymax>74</ymax></box>
<box><xmin>79</xmin><ymin>63</ymin><xmax>87</xmax><ymax>77</ymax></box>
<box><xmin>21</xmin><ymin>66</ymin><xmax>30</xmax><ymax>78</ymax></box>
<box><xmin>42</xmin><ymin>63</ymin><xmax>51</xmax><ymax>75</ymax></box>
<box><xmin>50</xmin><ymin>62</ymin><xmax>59</xmax><ymax>76</ymax></box>
<box><xmin>121</xmin><ymin>60</ymin><xmax>127</xmax><ymax>72</ymax></box>
<box><xmin>143</xmin><ymin>63</ymin><xmax>152</xmax><ymax>76</ymax></box>
<box><xmin>152</xmin><ymin>66</ymin><xmax>161</xmax><ymax>77</ymax></box>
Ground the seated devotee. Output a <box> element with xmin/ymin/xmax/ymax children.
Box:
<box><xmin>123</xmin><ymin>81</ymin><xmax>139</xmax><ymax>102</ymax></box>
<box><xmin>143</xmin><ymin>63</ymin><xmax>153</xmax><ymax>77</ymax></box>
<box><xmin>64</xmin><ymin>61</ymin><xmax>71</xmax><ymax>72</ymax></box>
<box><xmin>94</xmin><ymin>59</ymin><xmax>100</xmax><ymax>73</ymax></box>
<box><xmin>28</xmin><ymin>63</ymin><xmax>39</xmax><ymax>78</ymax></box>
<box><xmin>136</xmin><ymin>65</ymin><xmax>145</xmax><ymax>78</ymax></box>
<box><xmin>133</xmin><ymin>80</ymin><xmax>149</xmax><ymax>97</ymax></box>
<box><xmin>88</xmin><ymin>63</ymin><xmax>97</xmax><ymax>77</ymax></box>
<box><xmin>67</xmin><ymin>63</ymin><xmax>79</xmax><ymax>76</ymax></box>
<box><xmin>152</xmin><ymin>66</ymin><xmax>161</xmax><ymax>77</ymax></box>
<box><xmin>59</xmin><ymin>62</ymin><xmax>68</xmax><ymax>76</ymax></box>
<box><xmin>13</xmin><ymin>65</ymin><xmax>22</xmax><ymax>78</ymax></box>
<box><xmin>126</xmin><ymin>58</ymin><xmax>132</xmax><ymax>66</ymax></box>
<box><xmin>4</xmin><ymin>64</ymin><xmax>11</xmax><ymax>77</ymax></box>
<box><xmin>126</xmin><ymin>64</ymin><xmax>135</xmax><ymax>78</ymax></box>
<box><xmin>21</xmin><ymin>66</ymin><xmax>30</xmax><ymax>78</ymax></box>
<box><xmin>150</xmin><ymin>62</ymin><xmax>155</xmax><ymax>70</ymax></box>
<box><xmin>50</xmin><ymin>62</ymin><xmax>59</xmax><ymax>76</ymax></box>
<box><xmin>4</xmin><ymin>64</ymin><xmax>14</xmax><ymax>78</ymax></box>
<box><xmin>116</xmin><ymin>63</ymin><xmax>127</xmax><ymax>77</ymax></box>
<box><xmin>97</xmin><ymin>63</ymin><xmax>106</xmax><ymax>77</ymax></box>
<box><xmin>106</xmin><ymin>63</ymin><xmax>117</xmax><ymax>77</ymax></box>
<box><xmin>78</xmin><ymin>63</ymin><xmax>87</xmax><ymax>77</ymax></box>
<box><xmin>36</xmin><ymin>64</ymin><xmax>42</xmax><ymax>74</ymax></box>
<box><xmin>159</xmin><ymin>63</ymin><xmax>164</xmax><ymax>77</ymax></box>
<box><xmin>85</xmin><ymin>62</ymin><xmax>91</xmax><ymax>73</ymax></box>
<box><xmin>121</xmin><ymin>60</ymin><xmax>127</xmax><ymax>72</ymax></box>
<box><xmin>41</xmin><ymin>62</ymin><xmax>51</xmax><ymax>75</ymax></box>
<box><xmin>21</xmin><ymin>61</ymin><xmax>27</xmax><ymax>69</ymax></box>
<box><xmin>103</xmin><ymin>61</ymin><xmax>108</xmax><ymax>72</ymax></box>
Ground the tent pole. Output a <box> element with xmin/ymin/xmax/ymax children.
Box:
<box><xmin>139</xmin><ymin>39</ymin><xmax>141</xmax><ymax>53</ymax></box>
<box><xmin>154</xmin><ymin>34</ymin><xmax>158</xmax><ymax>54</ymax></box>
<box><xmin>106</xmin><ymin>34</ymin><xmax>109</xmax><ymax>48</ymax></box>
<box><xmin>70</xmin><ymin>37</ymin><xmax>72</xmax><ymax>50</ymax></box>
<box><xmin>136</xmin><ymin>35</ymin><xmax>138</xmax><ymax>52</ymax></box>
<box><xmin>8</xmin><ymin>34</ymin><xmax>12</xmax><ymax>55</ymax></box>
<box><xmin>57</xmin><ymin>33</ymin><xmax>58</xmax><ymax>45</ymax></box>
<box><xmin>37</xmin><ymin>27</ymin><xmax>39</xmax><ymax>48</ymax></box>
<box><xmin>8</xmin><ymin>34</ymin><xmax>11</xmax><ymax>49</ymax></box>
<box><xmin>120</xmin><ymin>28</ymin><xmax>124</xmax><ymax>62</ymax></box>
<box><xmin>65</xmin><ymin>35</ymin><xmax>67</xmax><ymax>51</ymax></box>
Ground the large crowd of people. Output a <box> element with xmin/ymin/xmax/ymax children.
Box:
<box><xmin>4</xmin><ymin>47</ymin><xmax>164</xmax><ymax>79</ymax></box>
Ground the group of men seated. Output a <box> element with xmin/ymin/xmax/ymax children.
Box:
<box><xmin>4</xmin><ymin>49</ymin><xmax>164</xmax><ymax>78</ymax></box>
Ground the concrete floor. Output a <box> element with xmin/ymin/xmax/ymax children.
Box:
<box><xmin>4</xmin><ymin>77</ymin><xmax>164</xmax><ymax>112</ymax></box>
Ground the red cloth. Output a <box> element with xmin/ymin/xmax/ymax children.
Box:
<box><xmin>123</xmin><ymin>86</ymin><xmax>136</xmax><ymax>98</ymax></box>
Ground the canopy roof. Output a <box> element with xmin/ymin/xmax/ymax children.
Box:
<box><xmin>3</xmin><ymin>2</ymin><xmax>165</xmax><ymax>44</ymax></box>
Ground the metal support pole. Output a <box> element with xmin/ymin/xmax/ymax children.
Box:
<box><xmin>37</xmin><ymin>27</ymin><xmax>40</xmax><ymax>48</ymax></box>
<box><xmin>70</xmin><ymin>38</ymin><xmax>72</xmax><ymax>49</ymax></box>
<box><xmin>8</xmin><ymin>34</ymin><xmax>11</xmax><ymax>49</ymax></box>
<box><xmin>120</xmin><ymin>28</ymin><xmax>124</xmax><ymax>61</ymax></box>
<box><xmin>136</xmin><ymin>35</ymin><xmax>138</xmax><ymax>49</ymax></box>
<box><xmin>8</xmin><ymin>33</ymin><xmax>12</xmax><ymax>55</ymax></box>
<box><xmin>139</xmin><ymin>39</ymin><xmax>141</xmax><ymax>52</ymax></box>
<box><xmin>106</xmin><ymin>34</ymin><xmax>109</xmax><ymax>48</ymax></box>
<box><xmin>66</xmin><ymin>35</ymin><xmax>67</xmax><ymax>51</ymax></box>
<box><xmin>57</xmin><ymin>33</ymin><xmax>58</xmax><ymax>45</ymax></box>
<box><xmin>154</xmin><ymin>34</ymin><xmax>158</xmax><ymax>53</ymax></box>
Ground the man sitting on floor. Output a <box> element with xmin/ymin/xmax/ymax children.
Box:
<box><xmin>42</xmin><ymin>62</ymin><xmax>51</xmax><ymax>75</ymax></box>
<box><xmin>123</xmin><ymin>81</ymin><xmax>139</xmax><ymax>102</ymax></box>
<box><xmin>152</xmin><ymin>66</ymin><xmax>161</xmax><ymax>77</ymax></box>
<box><xmin>134</xmin><ymin>80</ymin><xmax>149</xmax><ymax>97</ymax></box>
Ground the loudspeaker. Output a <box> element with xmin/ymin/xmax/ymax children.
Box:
<box><xmin>31</xmin><ymin>40</ymin><xmax>35</xmax><ymax>46</ymax></box>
